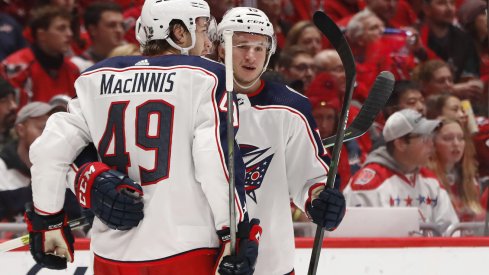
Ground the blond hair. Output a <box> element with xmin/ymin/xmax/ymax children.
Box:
<box><xmin>428</xmin><ymin>118</ymin><xmax>482</xmax><ymax>216</ymax></box>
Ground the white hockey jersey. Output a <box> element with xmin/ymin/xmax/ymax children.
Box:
<box><xmin>235</xmin><ymin>81</ymin><xmax>330</xmax><ymax>275</ymax></box>
<box><xmin>29</xmin><ymin>55</ymin><xmax>247</xmax><ymax>262</ymax></box>
<box><xmin>343</xmin><ymin>146</ymin><xmax>459</xmax><ymax>229</ymax></box>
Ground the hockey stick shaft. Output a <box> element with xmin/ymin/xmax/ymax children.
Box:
<box><xmin>322</xmin><ymin>71</ymin><xmax>395</xmax><ymax>148</ymax></box>
<box><xmin>224</xmin><ymin>29</ymin><xmax>237</xmax><ymax>254</ymax></box>
<box><xmin>308</xmin><ymin>11</ymin><xmax>357</xmax><ymax>275</ymax></box>
<box><xmin>0</xmin><ymin>215</ymin><xmax>92</xmax><ymax>253</ymax></box>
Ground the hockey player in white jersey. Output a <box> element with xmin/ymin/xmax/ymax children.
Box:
<box><xmin>24</xmin><ymin>0</ymin><xmax>260</xmax><ymax>274</ymax></box>
<box><xmin>215</xmin><ymin>8</ymin><xmax>346</xmax><ymax>275</ymax></box>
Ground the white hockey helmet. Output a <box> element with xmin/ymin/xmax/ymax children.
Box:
<box><xmin>217</xmin><ymin>7</ymin><xmax>277</xmax><ymax>55</ymax></box>
<box><xmin>135</xmin><ymin>0</ymin><xmax>210</xmax><ymax>55</ymax></box>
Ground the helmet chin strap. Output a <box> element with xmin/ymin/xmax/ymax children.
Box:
<box><xmin>233</xmin><ymin>51</ymin><xmax>273</xmax><ymax>92</ymax></box>
<box><xmin>166</xmin><ymin>31</ymin><xmax>197</xmax><ymax>55</ymax></box>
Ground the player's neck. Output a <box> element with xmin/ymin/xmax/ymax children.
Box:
<box><xmin>234</xmin><ymin>78</ymin><xmax>262</xmax><ymax>95</ymax></box>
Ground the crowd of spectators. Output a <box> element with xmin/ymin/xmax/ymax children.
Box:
<box><xmin>0</xmin><ymin>0</ymin><xmax>488</xmax><ymax>238</ymax></box>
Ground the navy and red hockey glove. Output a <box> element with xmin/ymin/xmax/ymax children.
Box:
<box><xmin>24</xmin><ymin>203</ymin><xmax>74</xmax><ymax>270</ymax></box>
<box><xmin>75</xmin><ymin>162</ymin><xmax>144</xmax><ymax>230</ymax></box>
<box><xmin>215</xmin><ymin>219</ymin><xmax>262</xmax><ymax>275</ymax></box>
<box><xmin>306</xmin><ymin>185</ymin><xmax>346</xmax><ymax>231</ymax></box>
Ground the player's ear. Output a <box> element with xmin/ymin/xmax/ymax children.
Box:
<box><xmin>171</xmin><ymin>23</ymin><xmax>187</xmax><ymax>44</ymax></box>
<box><xmin>15</xmin><ymin>123</ymin><xmax>26</xmax><ymax>139</ymax></box>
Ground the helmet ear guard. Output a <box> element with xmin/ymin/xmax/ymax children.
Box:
<box><xmin>136</xmin><ymin>0</ymin><xmax>210</xmax><ymax>55</ymax></box>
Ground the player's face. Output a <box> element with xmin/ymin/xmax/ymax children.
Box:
<box><xmin>90</xmin><ymin>11</ymin><xmax>124</xmax><ymax>51</ymax></box>
<box><xmin>441</xmin><ymin>96</ymin><xmax>467</xmax><ymax>126</ymax></box>
<box><xmin>188</xmin><ymin>17</ymin><xmax>212</xmax><ymax>56</ymax></box>
<box><xmin>398</xmin><ymin>89</ymin><xmax>426</xmax><ymax>115</ymax></box>
<box><xmin>230</xmin><ymin>32</ymin><xmax>269</xmax><ymax>89</ymax></box>
<box><xmin>0</xmin><ymin>94</ymin><xmax>17</xmax><ymax>134</ymax></box>
<box><xmin>434</xmin><ymin>121</ymin><xmax>465</xmax><ymax>166</ymax></box>
<box><xmin>38</xmin><ymin>16</ymin><xmax>73</xmax><ymax>55</ymax></box>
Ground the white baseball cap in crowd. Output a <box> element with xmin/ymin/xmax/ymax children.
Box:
<box><xmin>383</xmin><ymin>109</ymin><xmax>441</xmax><ymax>142</ymax></box>
<box><xmin>15</xmin><ymin>101</ymin><xmax>57</xmax><ymax>125</ymax></box>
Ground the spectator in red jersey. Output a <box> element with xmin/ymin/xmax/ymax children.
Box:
<box><xmin>284</xmin><ymin>21</ymin><xmax>323</xmax><ymax>56</ymax></box>
<box><xmin>276</xmin><ymin>46</ymin><xmax>316</xmax><ymax>94</ymax></box>
<box><xmin>428</xmin><ymin>118</ymin><xmax>487</xmax><ymax>222</ymax></box>
<box><xmin>308</xmin><ymin>95</ymin><xmax>363</xmax><ymax>191</ymax></box>
<box><xmin>420</xmin><ymin>0</ymin><xmax>480</xmax><ymax>82</ymax></box>
<box><xmin>312</xmin><ymin>50</ymin><xmax>373</xmax><ymax>153</ymax></box>
<box><xmin>34</xmin><ymin>0</ymin><xmax>90</xmax><ymax>56</ymax></box>
<box><xmin>71</xmin><ymin>2</ymin><xmax>124</xmax><ymax>72</ymax></box>
<box><xmin>345</xmin><ymin>10</ymin><xmax>392</xmax><ymax>92</ymax></box>
<box><xmin>1</xmin><ymin>5</ymin><xmax>79</xmax><ymax>107</ymax></box>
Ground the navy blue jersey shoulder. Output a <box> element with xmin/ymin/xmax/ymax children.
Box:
<box><xmin>249</xmin><ymin>80</ymin><xmax>314</xmax><ymax>124</ymax></box>
<box><xmin>84</xmin><ymin>55</ymin><xmax>225</xmax><ymax>77</ymax></box>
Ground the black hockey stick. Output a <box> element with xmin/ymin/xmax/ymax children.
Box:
<box><xmin>308</xmin><ymin>11</ymin><xmax>395</xmax><ymax>275</ymax></box>
<box><xmin>308</xmin><ymin>11</ymin><xmax>356</xmax><ymax>275</ymax></box>
<box><xmin>322</xmin><ymin>71</ymin><xmax>395</xmax><ymax>148</ymax></box>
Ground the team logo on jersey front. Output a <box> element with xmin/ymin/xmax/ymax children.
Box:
<box><xmin>240</xmin><ymin>144</ymin><xmax>274</xmax><ymax>203</ymax></box>
<box><xmin>355</xmin><ymin>168</ymin><xmax>376</xmax><ymax>185</ymax></box>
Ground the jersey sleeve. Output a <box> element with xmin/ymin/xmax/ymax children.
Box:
<box><xmin>286</xmin><ymin>105</ymin><xmax>330</xmax><ymax>211</ymax></box>
<box><xmin>192</xmin><ymin>76</ymin><xmax>247</xmax><ymax>231</ymax></box>
<box><xmin>29</xmin><ymin>99</ymin><xmax>92</xmax><ymax>214</ymax></box>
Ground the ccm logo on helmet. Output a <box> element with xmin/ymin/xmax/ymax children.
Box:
<box><xmin>246</xmin><ymin>20</ymin><xmax>266</xmax><ymax>25</ymax></box>
<box><xmin>78</xmin><ymin>164</ymin><xmax>96</xmax><ymax>207</ymax></box>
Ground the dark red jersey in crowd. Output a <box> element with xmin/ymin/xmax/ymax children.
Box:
<box><xmin>1</xmin><ymin>47</ymin><xmax>79</xmax><ymax>107</ymax></box>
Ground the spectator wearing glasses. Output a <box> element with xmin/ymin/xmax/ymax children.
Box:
<box><xmin>276</xmin><ymin>46</ymin><xmax>316</xmax><ymax>94</ymax></box>
<box><xmin>344</xmin><ymin>109</ymin><xmax>459</xmax><ymax>230</ymax></box>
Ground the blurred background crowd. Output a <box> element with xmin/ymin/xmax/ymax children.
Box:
<box><xmin>0</xmin><ymin>0</ymin><xmax>488</xmax><ymax>238</ymax></box>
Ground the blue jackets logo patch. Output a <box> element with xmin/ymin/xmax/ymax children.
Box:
<box><xmin>240</xmin><ymin>144</ymin><xmax>274</xmax><ymax>203</ymax></box>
